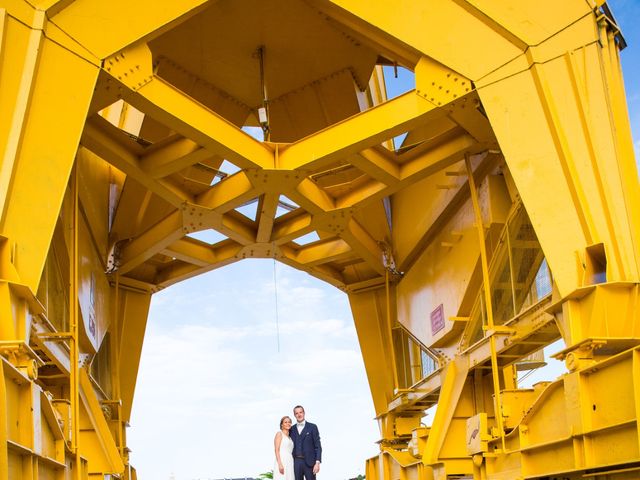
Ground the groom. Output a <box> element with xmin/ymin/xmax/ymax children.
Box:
<box><xmin>290</xmin><ymin>405</ymin><xmax>322</xmax><ymax>479</ymax></box>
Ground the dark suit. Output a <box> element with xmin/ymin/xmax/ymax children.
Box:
<box><xmin>290</xmin><ymin>421</ymin><xmax>322</xmax><ymax>480</ymax></box>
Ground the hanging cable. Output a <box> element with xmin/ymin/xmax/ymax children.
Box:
<box><xmin>273</xmin><ymin>256</ymin><xmax>280</xmax><ymax>353</ymax></box>
<box><xmin>256</xmin><ymin>45</ymin><xmax>270</xmax><ymax>141</ymax></box>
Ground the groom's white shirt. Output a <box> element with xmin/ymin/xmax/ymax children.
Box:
<box><xmin>296</xmin><ymin>421</ymin><xmax>305</xmax><ymax>434</ymax></box>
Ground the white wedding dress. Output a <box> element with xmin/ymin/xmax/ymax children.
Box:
<box><xmin>273</xmin><ymin>433</ymin><xmax>294</xmax><ymax>480</ymax></box>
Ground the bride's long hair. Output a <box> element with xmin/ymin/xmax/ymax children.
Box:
<box><xmin>280</xmin><ymin>416</ymin><xmax>292</xmax><ymax>429</ymax></box>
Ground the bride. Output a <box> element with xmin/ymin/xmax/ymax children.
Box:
<box><xmin>273</xmin><ymin>416</ymin><xmax>294</xmax><ymax>480</ymax></box>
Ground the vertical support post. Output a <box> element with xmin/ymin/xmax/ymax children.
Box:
<box><xmin>385</xmin><ymin>269</ymin><xmax>399</xmax><ymax>392</ymax></box>
<box><xmin>0</xmin><ymin>360</ymin><xmax>7</xmax><ymax>480</ymax></box>
<box><xmin>633</xmin><ymin>349</ymin><xmax>640</xmax><ymax>457</ymax></box>
<box><xmin>465</xmin><ymin>154</ymin><xmax>506</xmax><ymax>451</ymax></box>
<box><xmin>69</xmin><ymin>165</ymin><xmax>81</xmax><ymax>478</ymax></box>
<box><xmin>505</xmin><ymin>222</ymin><xmax>517</xmax><ymax>317</ymax></box>
<box><xmin>113</xmin><ymin>273</ymin><xmax>125</xmax><ymax>459</ymax></box>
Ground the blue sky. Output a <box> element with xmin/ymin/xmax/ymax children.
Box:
<box><xmin>614</xmin><ymin>0</ymin><xmax>640</xmax><ymax>162</ymax></box>
<box><xmin>129</xmin><ymin>261</ymin><xmax>379</xmax><ymax>479</ymax></box>
<box><xmin>128</xmin><ymin>2</ymin><xmax>640</xmax><ymax>478</ymax></box>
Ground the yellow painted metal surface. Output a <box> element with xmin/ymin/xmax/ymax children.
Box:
<box><xmin>0</xmin><ymin>0</ymin><xmax>638</xmax><ymax>479</ymax></box>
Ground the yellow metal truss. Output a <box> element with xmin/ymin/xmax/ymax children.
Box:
<box><xmin>0</xmin><ymin>0</ymin><xmax>639</xmax><ymax>479</ymax></box>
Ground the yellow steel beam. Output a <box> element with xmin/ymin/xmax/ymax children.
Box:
<box><xmin>140</xmin><ymin>137</ymin><xmax>213</xmax><ymax>179</ymax></box>
<box><xmin>465</xmin><ymin>153</ymin><xmax>506</xmax><ymax>449</ymax></box>
<box><xmin>272</xmin><ymin>213</ymin><xmax>315</xmax><ymax>245</ymax></box>
<box><xmin>529</xmin><ymin>61</ymin><xmax>597</xmax><ymax>247</ymax></box>
<box><xmin>2</xmin><ymin>3</ymin><xmax>639</xmax><ymax>480</ymax></box>
<box><xmin>341</xmin><ymin>218</ymin><xmax>385</xmax><ymax>276</ymax></box>
<box><xmin>117</xmin><ymin>210</ymin><xmax>184</xmax><ymax>275</ymax></box>
<box><xmin>398</xmin><ymin>155</ymin><xmax>495</xmax><ymax>272</ymax></box>
<box><xmin>422</xmin><ymin>359</ymin><xmax>468</xmax><ymax>465</ymax></box>
<box><xmin>278</xmin><ymin>247</ymin><xmax>346</xmax><ymax>288</ymax></box>
<box><xmin>399</xmin><ymin>133</ymin><xmax>478</xmax><ymax>181</ymax></box>
<box><xmin>69</xmin><ymin>165</ymin><xmax>80</xmax><ymax>477</ymax></box>
<box><xmin>134</xmin><ymin>77</ymin><xmax>275</xmax><ymax>170</ymax></box>
<box><xmin>291</xmin><ymin>179</ymin><xmax>336</xmax><ymax>214</ymax></box>
<box><xmin>50</xmin><ymin>0</ymin><xmax>210</xmax><ymax>58</ymax></box>
<box><xmin>295</xmin><ymin>238</ymin><xmax>353</xmax><ymax>266</ymax></box>
<box><xmin>348</xmin><ymin>289</ymin><xmax>397</xmax><ymax>414</ymax></box>
<box><xmin>351</xmin><ymin>148</ymin><xmax>401</xmax><ymax>186</ymax></box>
<box><xmin>0</xmin><ymin>10</ymin><xmax>45</xmax><ymax>226</ymax></box>
<box><xmin>100</xmin><ymin>42</ymin><xmax>274</xmax><ymax>170</ymax></box>
<box><xmin>336</xmin><ymin>180</ymin><xmax>387</xmax><ymax>209</ymax></box>
<box><xmin>219</xmin><ymin>210</ymin><xmax>257</xmax><ymax>245</ymax></box>
<box><xmin>116</xmin><ymin>289</ymin><xmax>151</xmax><ymax>422</ymax></box>
<box><xmin>78</xmin><ymin>368</ymin><xmax>124</xmax><ymax>473</ymax></box>
<box><xmin>35</xmin><ymin>0</ymin><xmax>77</xmax><ymax>17</ymax></box>
<box><xmin>0</xmin><ymin>360</ymin><xmax>7</xmax><ymax>480</ymax></box>
<box><xmin>161</xmin><ymin>238</ymin><xmax>218</xmax><ymax>267</ymax></box>
<box><xmin>81</xmin><ymin>117</ymin><xmax>192</xmax><ymax>207</ymax></box>
<box><xmin>278</xmin><ymin>91</ymin><xmax>440</xmax><ymax>171</ymax></box>
<box><xmin>306</xmin><ymin>263</ymin><xmax>347</xmax><ymax>289</ymax></box>
<box><xmin>478</xmin><ymin>41</ymin><xmax>640</xmax><ymax>295</ymax></box>
<box><xmin>103</xmin><ymin>42</ymin><xmax>274</xmax><ymax>170</ymax></box>
<box><xmin>323</xmin><ymin>0</ymin><xmax>548</xmax><ymax>80</ymax></box>
<box><xmin>256</xmin><ymin>193</ymin><xmax>281</xmax><ymax>243</ymax></box>
<box><xmin>196</xmin><ymin>171</ymin><xmax>259</xmax><ymax>213</ymax></box>
<box><xmin>596</xmin><ymin>24</ymin><xmax>640</xmax><ymax>278</ymax></box>
<box><xmin>335</xmin><ymin>133</ymin><xmax>478</xmax><ymax>211</ymax></box>
<box><xmin>111</xmin><ymin>273</ymin><xmax>124</xmax><ymax>459</ymax></box>
<box><xmin>0</xmin><ymin>14</ymin><xmax>98</xmax><ymax>291</ymax></box>
<box><xmin>155</xmin><ymin>240</ymin><xmax>242</xmax><ymax>287</ymax></box>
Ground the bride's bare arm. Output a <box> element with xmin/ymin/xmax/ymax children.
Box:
<box><xmin>274</xmin><ymin>432</ymin><xmax>284</xmax><ymax>474</ymax></box>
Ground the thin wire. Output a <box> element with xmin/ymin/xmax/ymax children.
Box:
<box><xmin>273</xmin><ymin>258</ymin><xmax>280</xmax><ymax>353</ymax></box>
<box><xmin>519</xmin><ymin>364</ymin><xmax>542</xmax><ymax>384</ymax></box>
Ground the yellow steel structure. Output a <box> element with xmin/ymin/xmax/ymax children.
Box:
<box><xmin>0</xmin><ymin>0</ymin><xmax>639</xmax><ymax>479</ymax></box>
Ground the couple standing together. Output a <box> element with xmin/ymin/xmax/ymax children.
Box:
<box><xmin>274</xmin><ymin>405</ymin><xmax>322</xmax><ymax>480</ymax></box>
